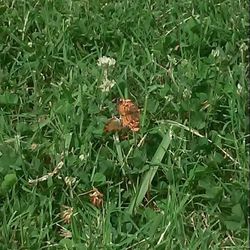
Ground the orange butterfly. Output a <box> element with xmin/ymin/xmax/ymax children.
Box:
<box><xmin>117</xmin><ymin>99</ymin><xmax>140</xmax><ymax>132</ymax></box>
<box><xmin>104</xmin><ymin>99</ymin><xmax>140</xmax><ymax>133</ymax></box>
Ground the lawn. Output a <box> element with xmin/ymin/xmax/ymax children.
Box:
<box><xmin>0</xmin><ymin>0</ymin><xmax>249</xmax><ymax>249</ymax></box>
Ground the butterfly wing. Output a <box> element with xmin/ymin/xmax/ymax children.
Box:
<box><xmin>118</xmin><ymin>99</ymin><xmax>140</xmax><ymax>132</ymax></box>
<box><xmin>104</xmin><ymin>117</ymin><xmax>122</xmax><ymax>132</ymax></box>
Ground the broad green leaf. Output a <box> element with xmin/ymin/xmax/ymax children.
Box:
<box><xmin>224</xmin><ymin>220</ymin><xmax>243</xmax><ymax>231</ymax></box>
<box><xmin>0</xmin><ymin>93</ymin><xmax>18</xmax><ymax>105</ymax></box>
<box><xmin>59</xmin><ymin>239</ymin><xmax>74</xmax><ymax>249</ymax></box>
<box><xmin>224</xmin><ymin>204</ymin><xmax>245</xmax><ymax>231</ymax></box>
<box><xmin>0</xmin><ymin>173</ymin><xmax>17</xmax><ymax>194</ymax></box>
<box><xmin>93</xmin><ymin>172</ymin><xmax>106</xmax><ymax>183</ymax></box>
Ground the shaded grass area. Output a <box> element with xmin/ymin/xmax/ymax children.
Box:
<box><xmin>0</xmin><ymin>0</ymin><xmax>249</xmax><ymax>249</ymax></box>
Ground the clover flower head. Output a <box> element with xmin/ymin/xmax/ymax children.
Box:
<box><xmin>60</xmin><ymin>205</ymin><xmax>73</xmax><ymax>224</ymax></box>
<box><xmin>64</xmin><ymin>176</ymin><xmax>77</xmax><ymax>187</ymax></box>
<box><xmin>99</xmin><ymin>79</ymin><xmax>116</xmax><ymax>92</ymax></box>
<box><xmin>89</xmin><ymin>188</ymin><xmax>103</xmax><ymax>207</ymax></box>
<box><xmin>59</xmin><ymin>228</ymin><xmax>72</xmax><ymax>238</ymax></box>
<box><xmin>97</xmin><ymin>56</ymin><xmax>116</xmax><ymax>67</ymax></box>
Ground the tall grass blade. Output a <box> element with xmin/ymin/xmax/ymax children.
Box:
<box><xmin>128</xmin><ymin>128</ymin><xmax>172</xmax><ymax>214</ymax></box>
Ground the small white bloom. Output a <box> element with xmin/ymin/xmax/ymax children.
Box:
<box><xmin>99</xmin><ymin>79</ymin><xmax>116</xmax><ymax>92</ymax></box>
<box><xmin>79</xmin><ymin>154</ymin><xmax>86</xmax><ymax>161</ymax></box>
<box><xmin>64</xmin><ymin>176</ymin><xmax>77</xmax><ymax>187</ymax></box>
<box><xmin>183</xmin><ymin>88</ymin><xmax>192</xmax><ymax>99</ymax></box>
<box><xmin>211</xmin><ymin>48</ymin><xmax>220</xmax><ymax>57</ymax></box>
<box><xmin>237</xmin><ymin>83</ymin><xmax>243</xmax><ymax>95</ymax></box>
<box><xmin>240</xmin><ymin>43</ymin><xmax>248</xmax><ymax>51</ymax></box>
<box><xmin>97</xmin><ymin>56</ymin><xmax>116</xmax><ymax>67</ymax></box>
<box><xmin>167</xmin><ymin>55</ymin><xmax>177</xmax><ymax>65</ymax></box>
<box><xmin>165</xmin><ymin>95</ymin><xmax>174</xmax><ymax>102</ymax></box>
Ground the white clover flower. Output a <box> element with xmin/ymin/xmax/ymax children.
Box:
<box><xmin>97</xmin><ymin>56</ymin><xmax>116</xmax><ymax>92</ymax></box>
<box><xmin>167</xmin><ymin>55</ymin><xmax>177</xmax><ymax>65</ymax></box>
<box><xmin>97</xmin><ymin>56</ymin><xmax>116</xmax><ymax>67</ymax></box>
<box><xmin>211</xmin><ymin>48</ymin><xmax>220</xmax><ymax>57</ymax></box>
<box><xmin>240</xmin><ymin>42</ymin><xmax>248</xmax><ymax>51</ymax></box>
<box><xmin>99</xmin><ymin>79</ymin><xmax>116</xmax><ymax>92</ymax></box>
<box><xmin>165</xmin><ymin>95</ymin><xmax>174</xmax><ymax>102</ymax></box>
<box><xmin>64</xmin><ymin>176</ymin><xmax>77</xmax><ymax>187</ymax></box>
<box><xmin>237</xmin><ymin>83</ymin><xmax>243</xmax><ymax>95</ymax></box>
<box><xmin>79</xmin><ymin>154</ymin><xmax>86</xmax><ymax>161</ymax></box>
<box><xmin>183</xmin><ymin>88</ymin><xmax>192</xmax><ymax>99</ymax></box>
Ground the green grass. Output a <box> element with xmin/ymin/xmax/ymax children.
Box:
<box><xmin>0</xmin><ymin>0</ymin><xmax>249</xmax><ymax>249</ymax></box>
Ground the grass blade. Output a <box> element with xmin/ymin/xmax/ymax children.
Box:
<box><xmin>128</xmin><ymin>128</ymin><xmax>172</xmax><ymax>214</ymax></box>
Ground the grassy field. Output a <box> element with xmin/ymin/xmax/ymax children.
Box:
<box><xmin>0</xmin><ymin>0</ymin><xmax>249</xmax><ymax>249</ymax></box>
